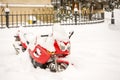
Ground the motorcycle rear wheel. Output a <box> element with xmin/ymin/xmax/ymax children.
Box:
<box><xmin>30</xmin><ymin>56</ymin><xmax>37</xmax><ymax>68</ymax></box>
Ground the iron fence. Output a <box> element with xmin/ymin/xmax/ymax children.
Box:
<box><xmin>0</xmin><ymin>14</ymin><xmax>54</xmax><ymax>28</ymax></box>
<box><xmin>58</xmin><ymin>12</ymin><xmax>104</xmax><ymax>25</ymax></box>
<box><xmin>0</xmin><ymin>12</ymin><xmax>104</xmax><ymax>28</ymax></box>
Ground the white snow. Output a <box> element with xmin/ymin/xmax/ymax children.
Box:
<box><xmin>52</xmin><ymin>25</ymin><xmax>69</xmax><ymax>41</ymax></box>
<box><xmin>0</xmin><ymin>9</ymin><xmax>120</xmax><ymax>80</ymax></box>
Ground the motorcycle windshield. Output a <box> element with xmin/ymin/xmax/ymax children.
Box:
<box><xmin>52</xmin><ymin>25</ymin><xmax>69</xmax><ymax>42</ymax></box>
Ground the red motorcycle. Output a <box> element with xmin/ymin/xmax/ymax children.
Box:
<box><xmin>13</xmin><ymin>27</ymin><xmax>74</xmax><ymax>72</ymax></box>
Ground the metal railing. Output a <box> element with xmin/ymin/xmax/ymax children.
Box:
<box><xmin>57</xmin><ymin>12</ymin><xmax>104</xmax><ymax>25</ymax></box>
<box><xmin>0</xmin><ymin>14</ymin><xmax>54</xmax><ymax>28</ymax></box>
<box><xmin>0</xmin><ymin>12</ymin><xmax>104</xmax><ymax>28</ymax></box>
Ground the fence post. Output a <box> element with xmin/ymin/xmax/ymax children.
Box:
<box><xmin>89</xmin><ymin>12</ymin><xmax>92</xmax><ymax>20</ymax></box>
<box><xmin>0</xmin><ymin>14</ymin><xmax>3</xmax><ymax>28</ymax></box>
<box><xmin>74</xmin><ymin>11</ymin><xmax>78</xmax><ymax>25</ymax></box>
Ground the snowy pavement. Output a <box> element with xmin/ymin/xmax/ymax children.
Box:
<box><xmin>0</xmin><ymin>9</ymin><xmax>120</xmax><ymax>80</ymax></box>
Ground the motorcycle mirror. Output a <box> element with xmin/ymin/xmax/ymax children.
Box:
<box><xmin>69</xmin><ymin>31</ymin><xmax>74</xmax><ymax>39</ymax></box>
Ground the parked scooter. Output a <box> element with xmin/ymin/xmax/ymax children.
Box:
<box><xmin>13</xmin><ymin>26</ymin><xmax>74</xmax><ymax>72</ymax></box>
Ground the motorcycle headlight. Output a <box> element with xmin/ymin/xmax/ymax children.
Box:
<box><xmin>60</xmin><ymin>42</ymin><xmax>66</xmax><ymax>51</ymax></box>
<box><xmin>66</xmin><ymin>43</ymin><xmax>70</xmax><ymax>51</ymax></box>
<box><xmin>59</xmin><ymin>41</ymin><xmax>71</xmax><ymax>51</ymax></box>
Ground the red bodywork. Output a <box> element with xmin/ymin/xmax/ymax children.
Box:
<box><xmin>29</xmin><ymin>44</ymin><xmax>51</xmax><ymax>64</ymax></box>
<box><xmin>17</xmin><ymin>30</ymin><xmax>70</xmax><ymax>65</ymax></box>
<box><xmin>29</xmin><ymin>39</ymin><xmax>70</xmax><ymax>65</ymax></box>
<box><xmin>21</xmin><ymin>42</ymin><xmax>27</xmax><ymax>49</ymax></box>
<box><xmin>18</xmin><ymin>35</ymin><xmax>27</xmax><ymax>49</ymax></box>
<box><xmin>54</xmin><ymin>40</ymin><xmax>70</xmax><ymax>56</ymax></box>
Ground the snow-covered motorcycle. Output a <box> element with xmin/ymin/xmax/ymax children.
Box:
<box><xmin>13</xmin><ymin>26</ymin><xmax>74</xmax><ymax>72</ymax></box>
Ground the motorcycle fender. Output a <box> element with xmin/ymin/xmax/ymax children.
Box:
<box><xmin>57</xmin><ymin>58</ymin><xmax>69</xmax><ymax>65</ymax></box>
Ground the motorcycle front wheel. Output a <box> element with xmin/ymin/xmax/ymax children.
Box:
<box><xmin>57</xmin><ymin>63</ymin><xmax>68</xmax><ymax>72</ymax></box>
<box><xmin>49</xmin><ymin>62</ymin><xmax>68</xmax><ymax>72</ymax></box>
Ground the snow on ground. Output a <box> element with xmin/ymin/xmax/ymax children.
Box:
<box><xmin>0</xmin><ymin>9</ymin><xmax>120</xmax><ymax>80</ymax></box>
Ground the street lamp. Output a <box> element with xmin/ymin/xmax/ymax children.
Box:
<box><xmin>111</xmin><ymin>10</ymin><xmax>115</xmax><ymax>24</ymax></box>
<box><xmin>4</xmin><ymin>4</ymin><xmax>10</xmax><ymax>28</ymax></box>
<box><xmin>110</xmin><ymin>0</ymin><xmax>115</xmax><ymax>24</ymax></box>
<box><xmin>74</xmin><ymin>3</ymin><xmax>79</xmax><ymax>25</ymax></box>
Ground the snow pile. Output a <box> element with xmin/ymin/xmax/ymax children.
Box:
<box><xmin>52</xmin><ymin>24</ymin><xmax>69</xmax><ymax>41</ymax></box>
<box><xmin>0</xmin><ymin>10</ymin><xmax>120</xmax><ymax>80</ymax></box>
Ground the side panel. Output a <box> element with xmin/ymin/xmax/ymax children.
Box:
<box><xmin>29</xmin><ymin>45</ymin><xmax>51</xmax><ymax>64</ymax></box>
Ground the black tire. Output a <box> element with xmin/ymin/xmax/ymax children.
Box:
<box><xmin>30</xmin><ymin>57</ymin><xmax>37</xmax><ymax>68</ymax></box>
<box><xmin>49</xmin><ymin>63</ymin><xmax>57</xmax><ymax>72</ymax></box>
<box><xmin>57</xmin><ymin>63</ymin><xmax>68</xmax><ymax>72</ymax></box>
<box><xmin>33</xmin><ymin>59</ymin><xmax>37</xmax><ymax>68</ymax></box>
<box><xmin>49</xmin><ymin>62</ymin><xmax>68</xmax><ymax>72</ymax></box>
<box><xmin>22</xmin><ymin>47</ymin><xmax>26</xmax><ymax>52</ymax></box>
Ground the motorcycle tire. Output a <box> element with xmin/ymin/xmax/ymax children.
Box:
<box><xmin>58</xmin><ymin>63</ymin><xmax>68</xmax><ymax>72</ymax></box>
<box><xmin>30</xmin><ymin>56</ymin><xmax>37</xmax><ymax>68</ymax></box>
<box><xmin>49</xmin><ymin>62</ymin><xmax>57</xmax><ymax>72</ymax></box>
